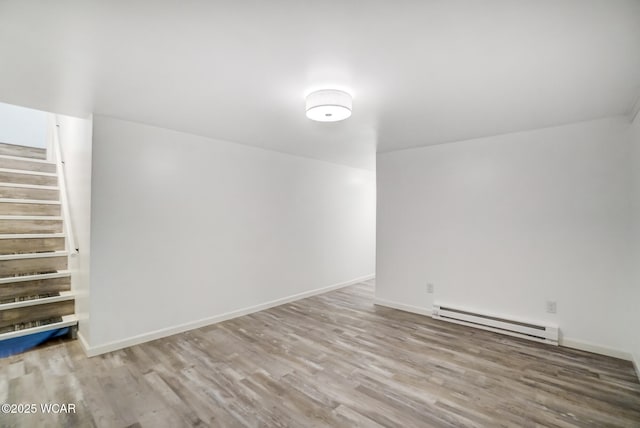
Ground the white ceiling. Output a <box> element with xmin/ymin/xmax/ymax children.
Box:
<box><xmin>1</xmin><ymin>1</ymin><xmax>639</xmax><ymax>170</ymax></box>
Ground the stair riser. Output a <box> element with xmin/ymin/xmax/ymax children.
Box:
<box><xmin>0</xmin><ymin>186</ymin><xmax>59</xmax><ymax>200</ymax></box>
<box><xmin>0</xmin><ymin>219</ymin><xmax>62</xmax><ymax>234</ymax></box>
<box><xmin>0</xmin><ymin>299</ymin><xmax>74</xmax><ymax>330</ymax></box>
<box><xmin>0</xmin><ymin>171</ymin><xmax>57</xmax><ymax>186</ymax></box>
<box><xmin>0</xmin><ymin>237</ymin><xmax>65</xmax><ymax>255</ymax></box>
<box><xmin>0</xmin><ymin>157</ymin><xmax>55</xmax><ymax>173</ymax></box>
<box><xmin>0</xmin><ymin>143</ymin><xmax>46</xmax><ymax>160</ymax></box>
<box><xmin>0</xmin><ymin>276</ymin><xmax>70</xmax><ymax>300</ymax></box>
<box><xmin>0</xmin><ymin>202</ymin><xmax>60</xmax><ymax>216</ymax></box>
<box><xmin>0</xmin><ymin>256</ymin><xmax>67</xmax><ymax>277</ymax></box>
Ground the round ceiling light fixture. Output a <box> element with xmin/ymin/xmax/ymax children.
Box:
<box><xmin>305</xmin><ymin>89</ymin><xmax>352</xmax><ymax>122</ymax></box>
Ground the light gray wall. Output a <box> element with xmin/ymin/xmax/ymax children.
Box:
<box><xmin>376</xmin><ymin>117</ymin><xmax>634</xmax><ymax>355</ymax></box>
<box><xmin>0</xmin><ymin>102</ymin><xmax>47</xmax><ymax>148</ymax></box>
<box><xmin>88</xmin><ymin>115</ymin><xmax>376</xmax><ymax>351</ymax></box>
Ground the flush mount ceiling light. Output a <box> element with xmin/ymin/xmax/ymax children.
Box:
<box><xmin>305</xmin><ymin>89</ymin><xmax>352</xmax><ymax>122</ymax></box>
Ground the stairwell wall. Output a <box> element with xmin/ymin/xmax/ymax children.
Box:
<box><xmin>0</xmin><ymin>102</ymin><xmax>47</xmax><ymax>148</ymax></box>
<box><xmin>87</xmin><ymin>115</ymin><xmax>375</xmax><ymax>353</ymax></box>
<box><xmin>55</xmin><ymin>114</ymin><xmax>93</xmax><ymax>344</ymax></box>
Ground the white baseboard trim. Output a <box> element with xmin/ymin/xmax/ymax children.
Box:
<box><xmin>81</xmin><ymin>273</ymin><xmax>375</xmax><ymax>357</ymax></box>
<box><xmin>373</xmin><ymin>297</ymin><xmax>433</xmax><ymax>317</ymax></box>
<box><xmin>373</xmin><ymin>298</ymin><xmax>637</xmax><ymax>364</ymax></box>
<box><xmin>632</xmin><ymin>353</ymin><xmax>640</xmax><ymax>382</ymax></box>
<box><xmin>77</xmin><ymin>331</ymin><xmax>91</xmax><ymax>355</ymax></box>
<box><xmin>560</xmin><ymin>337</ymin><xmax>632</xmax><ymax>361</ymax></box>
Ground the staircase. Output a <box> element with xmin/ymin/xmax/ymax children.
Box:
<box><xmin>0</xmin><ymin>141</ymin><xmax>77</xmax><ymax>348</ymax></box>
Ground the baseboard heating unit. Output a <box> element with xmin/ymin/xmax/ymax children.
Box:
<box><xmin>432</xmin><ymin>304</ymin><xmax>559</xmax><ymax>345</ymax></box>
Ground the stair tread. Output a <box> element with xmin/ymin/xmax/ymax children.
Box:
<box><xmin>0</xmin><ymin>314</ymin><xmax>78</xmax><ymax>341</ymax></box>
<box><xmin>0</xmin><ymin>233</ymin><xmax>65</xmax><ymax>239</ymax></box>
<box><xmin>0</xmin><ymin>215</ymin><xmax>63</xmax><ymax>220</ymax></box>
<box><xmin>0</xmin><ymin>168</ymin><xmax>57</xmax><ymax>177</ymax></box>
<box><xmin>0</xmin><ymin>250</ymin><xmax>68</xmax><ymax>261</ymax></box>
<box><xmin>0</xmin><ymin>291</ymin><xmax>74</xmax><ymax>310</ymax></box>
<box><xmin>0</xmin><ymin>270</ymin><xmax>71</xmax><ymax>284</ymax></box>
<box><xmin>0</xmin><ymin>182</ymin><xmax>59</xmax><ymax>190</ymax></box>
<box><xmin>0</xmin><ymin>144</ymin><xmax>47</xmax><ymax>161</ymax></box>
<box><xmin>0</xmin><ymin>198</ymin><xmax>60</xmax><ymax>205</ymax></box>
<box><xmin>0</xmin><ymin>154</ymin><xmax>54</xmax><ymax>164</ymax></box>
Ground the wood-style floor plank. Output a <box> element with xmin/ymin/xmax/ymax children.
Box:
<box><xmin>1</xmin><ymin>280</ymin><xmax>639</xmax><ymax>427</ymax></box>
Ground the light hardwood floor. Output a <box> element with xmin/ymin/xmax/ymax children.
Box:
<box><xmin>1</xmin><ymin>280</ymin><xmax>639</xmax><ymax>427</ymax></box>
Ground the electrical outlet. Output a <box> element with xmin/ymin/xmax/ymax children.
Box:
<box><xmin>546</xmin><ymin>300</ymin><xmax>557</xmax><ymax>314</ymax></box>
<box><xmin>426</xmin><ymin>283</ymin><xmax>434</xmax><ymax>294</ymax></box>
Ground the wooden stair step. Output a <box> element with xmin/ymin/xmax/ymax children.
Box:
<box><xmin>0</xmin><ymin>270</ymin><xmax>71</xmax><ymax>285</ymax></box>
<box><xmin>0</xmin><ymin>142</ymin><xmax>47</xmax><ymax>160</ymax></box>
<box><xmin>0</xmin><ymin>251</ymin><xmax>68</xmax><ymax>277</ymax></box>
<box><xmin>0</xmin><ymin>216</ymin><xmax>63</xmax><ymax>234</ymax></box>
<box><xmin>0</xmin><ymin>233</ymin><xmax>66</xmax><ymax>254</ymax></box>
<box><xmin>0</xmin><ymin>290</ymin><xmax>74</xmax><ymax>310</ymax></box>
<box><xmin>0</xmin><ymin>271</ymin><xmax>71</xmax><ymax>300</ymax></box>
<box><xmin>0</xmin><ymin>183</ymin><xmax>59</xmax><ymax>201</ymax></box>
<box><xmin>0</xmin><ymin>199</ymin><xmax>61</xmax><ymax>216</ymax></box>
<box><xmin>0</xmin><ymin>168</ymin><xmax>57</xmax><ymax>186</ymax></box>
<box><xmin>0</xmin><ymin>155</ymin><xmax>56</xmax><ymax>173</ymax></box>
<box><xmin>0</xmin><ymin>314</ymin><xmax>77</xmax><ymax>341</ymax></box>
<box><xmin>0</xmin><ymin>297</ymin><xmax>75</xmax><ymax>331</ymax></box>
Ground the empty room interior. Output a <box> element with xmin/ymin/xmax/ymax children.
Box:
<box><xmin>0</xmin><ymin>1</ymin><xmax>639</xmax><ymax>427</ymax></box>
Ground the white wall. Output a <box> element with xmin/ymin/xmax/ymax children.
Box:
<box><xmin>55</xmin><ymin>114</ymin><xmax>93</xmax><ymax>344</ymax></box>
<box><xmin>87</xmin><ymin>115</ymin><xmax>375</xmax><ymax>351</ymax></box>
<box><xmin>0</xmin><ymin>102</ymin><xmax>47</xmax><ymax>148</ymax></box>
<box><xmin>377</xmin><ymin>117</ymin><xmax>634</xmax><ymax>356</ymax></box>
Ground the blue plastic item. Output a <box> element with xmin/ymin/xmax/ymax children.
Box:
<box><xmin>0</xmin><ymin>327</ymin><xmax>69</xmax><ymax>358</ymax></box>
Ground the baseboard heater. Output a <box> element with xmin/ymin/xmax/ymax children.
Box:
<box><xmin>432</xmin><ymin>304</ymin><xmax>558</xmax><ymax>345</ymax></box>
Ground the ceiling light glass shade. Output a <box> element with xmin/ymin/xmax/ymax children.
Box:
<box><xmin>305</xmin><ymin>89</ymin><xmax>352</xmax><ymax>122</ymax></box>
